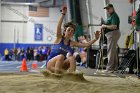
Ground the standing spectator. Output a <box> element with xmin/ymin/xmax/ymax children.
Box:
<box><xmin>9</xmin><ymin>49</ymin><xmax>13</xmax><ymax>61</ymax></box>
<box><xmin>36</xmin><ymin>47</ymin><xmax>41</xmax><ymax>62</ymax></box>
<box><xmin>30</xmin><ymin>47</ymin><xmax>34</xmax><ymax>60</ymax></box>
<box><xmin>101</xmin><ymin>4</ymin><xmax>121</xmax><ymax>73</ymax></box>
<box><xmin>11</xmin><ymin>48</ymin><xmax>15</xmax><ymax>60</ymax></box>
<box><xmin>40</xmin><ymin>47</ymin><xmax>51</xmax><ymax>68</ymax></box>
<box><xmin>17</xmin><ymin>48</ymin><xmax>21</xmax><ymax>61</ymax></box>
<box><xmin>34</xmin><ymin>48</ymin><xmax>38</xmax><ymax>60</ymax></box>
<box><xmin>14</xmin><ymin>48</ymin><xmax>18</xmax><ymax>61</ymax></box>
<box><xmin>42</xmin><ymin>46</ymin><xmax>47</xmax><ymax>60</ymax></box>
<box><xmin>39</xmin><ymin>47</ymin><xmax>43</xmax><ymax>61</ymax></box>
<box><xmin>0</xmin><ymin>53</ymin><xmax>2</xmax><ymax>60</ymax></box>
<box><xmin>26</xmin><ymin>47</ymin><xmax>31</xmax><ymax>61</ymax></box>
<box><xmin>4</xmin><ymin>48</ymin><xmax>9</xmax><ymax>61</ymax></box>
<box><xmin>20</xmin><ymin>48</ymin><xmax>25</xmax><ymax>60</ymax></box>
<box><xmin>136</xmin><ymin>5</ymin><xmax>140</xmax><ymax>74</ymax></box>
<box><xmin>46</xmin><ymin>47</ymin><xmax>51</xmax><ymax>59</ymax></box>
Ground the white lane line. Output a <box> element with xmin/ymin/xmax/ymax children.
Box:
<box><xmin>16</xmin><ymin>66</ymin><xmax>21</xmax><ymax>68</ymax></box>
<box><xmin>16</xmin><ymin>63</ymin><xmax>31</xmax><ymax>69</ymax></box>
<box><xmin>0</xmin><ymin>64</ymin><xmax>20</xmax><ymax>67</ymax></box>
<box><xmin>0</xmin><ymin>62</ymin><xmax>22</xmax><ymax>64</ymax></box>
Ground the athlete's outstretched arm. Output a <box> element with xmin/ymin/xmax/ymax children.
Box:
<box><xmin>56</xmin><ymin>7</ymin><xmax>67</xmax><ymax>38</ymax></box>
<box><xmin>71</xmin><ymin>31</ymin><xmax>100</xmax><ymax>47</ymax></box>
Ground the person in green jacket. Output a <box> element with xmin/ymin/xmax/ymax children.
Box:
<box><xmin>101</xmin><ymin>4</ymin><xmax>121</xmax><ymax>73</ymax></box>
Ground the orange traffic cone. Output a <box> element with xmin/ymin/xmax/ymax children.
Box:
<box><xmin>20</xmin><ymin>58</ymin><xmax>28</xmax><ymax>72</ymax></box>
<box><xmin>31</xmin><ymin>61</ymin><xmax>38</xmax><ymax>70</ymax></box>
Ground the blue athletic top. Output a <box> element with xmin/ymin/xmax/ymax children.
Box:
<box><xmin>79</xmin><ymin>48</ymin><xmax>84</xmax><ymax>52</ymax></box>
<box><xmin>46</xmin><ymin>37</ymin><xmax>73</xmax><ymax>64</ymax></box>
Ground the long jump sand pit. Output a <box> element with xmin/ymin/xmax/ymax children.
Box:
<box><xmin>0</xmin><ymin>72</ymin><xmax>140</xmax><ymax>93</ymax></box>
<box><xmin>41</xmin><ymin>70</ymin><xmax>88</xmax><ymax>82</ymax></box>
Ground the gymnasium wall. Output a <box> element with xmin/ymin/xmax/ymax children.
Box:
<box><xmin>135</xmin><ymin>0</ymin><xmax>140</xmax><ymax>10</ymax></box>
<box><xmin>79</xmin><ymin>0</ymin><xmax>106</xmax><ymax>46</ymax></box>
<box><xmin>79</xmin><ymin>0</ymin><xmax>90</xmax><ymax>35</ymax></box>
<box><xmin>80</xmin><ymin>0</ymin><xmax>133</xmax><ymax>48</ymax></box>
<box><xmin>0</xmin><ymin>4</ymin><xmax>61</xmax><ymax>55</ymax></box>
<box><xmin>88</xmin><ymin>0</ymin><xmax>106</xmax><ymax>45</ymax></box>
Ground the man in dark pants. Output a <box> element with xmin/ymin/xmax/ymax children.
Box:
<box><xmin>136</xmin><ymin>5</ymin><xmax>140</xmax><ymax>75</ymax></box>
<box><xmin>101</xmin><ymin>4</ymin><xmax>121</xmax><ymax>73</ymax></box>
<box><xmin>124</xmin><ymin>5</ymin><xmax>140</xmax><ymax>75</ymax></box>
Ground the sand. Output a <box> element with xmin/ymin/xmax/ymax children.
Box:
<box><xmin>0</xmin><ymin>72</ymin><xmax>139</xmax><ymax>93</ymax></box>
<box><xmin>41</xmin><ymin>70</ymin><xmax>87</xmax><ymax>82</ymax></box>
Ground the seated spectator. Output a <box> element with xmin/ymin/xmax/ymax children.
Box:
<box><xmin>73</xmin><ymin>47</ymin><xmax>81</xmax><ymax>63</ymax></box>
<box><xmin>78</xmin><ymin>35</ymin><xmax>89</xmax><ymax>66</ymax></box>
<box><xmin>79</xmin><ymin>48</ymin><xmax>87</xmax><ymax>65</ymax></box>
